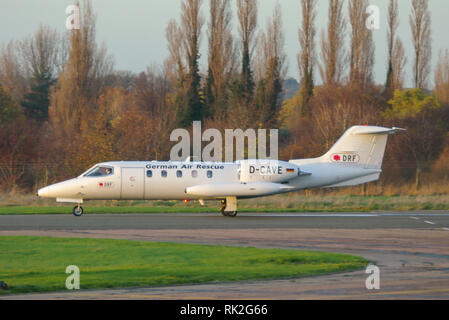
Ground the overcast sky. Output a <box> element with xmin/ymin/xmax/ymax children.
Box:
<box><xmin>1</xmin><ymin>0</ymin><xmax>448</xmax><ymax>87</ymax></box>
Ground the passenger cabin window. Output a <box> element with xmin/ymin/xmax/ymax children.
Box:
<box><xmin>207</xmin><ymin>170</ymin><xmax>213</xmax><ymax>179</ymax></box>
<box><xmin>192</xmin><ymin>170</ymin><xmax>198</xmax><ymax>178</ymax></box>
<box><xmin>161</xmin><ymin>170</ymin><xmax>168</xmax><ymax>178</ymax></box>
<box><xmin>147</xmin><ymin>170</ymin><xmax>153</xmax><ymax>178</ymax></box>
<box><xmin>177</xmin><ymin>170</ymin><xmax>182</xmax><ymax>178</ymax></box>
<box><xmin>85</xmin><ymin>166</ymin><xmax>114</xmax><ymax>177</ymax></box>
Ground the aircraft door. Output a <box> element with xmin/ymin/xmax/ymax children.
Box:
<box><xmin>121</xmin><ymin>168</ymin><xmax>144</xmax><ymax>200</ymax></box>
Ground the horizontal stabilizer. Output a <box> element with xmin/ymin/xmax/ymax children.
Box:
<box><xmin>353</xmin><ymin>126</ymin><xmax>406</xmax><ymax>136</ymax></box>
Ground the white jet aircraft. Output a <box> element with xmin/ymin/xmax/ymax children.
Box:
<box><xmin>38</xmin><ymin>125</ymin><xmax>403</xmax><ymax>217</ymax></box>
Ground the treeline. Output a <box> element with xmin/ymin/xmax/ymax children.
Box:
<box><xmin>0</xmin><ymin>0</ymin><xmax>448</xmax><ymax>194</ymax></box>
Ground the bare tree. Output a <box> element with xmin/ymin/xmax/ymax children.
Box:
<box><xmin>385</xmin><ymin>0</ymin><xmax>399</xmax><ymax>95</ymax></box>
<box><xmin>256</xmin><ymin>2</ymin><xmax>287</xmax><ymax>126</ymax></box>
<box><xmin>0</xmin><ymin>85</ymin><xmax>40</xmax><ymax>192</ymax></box>
<box><xmin>165</xmin><ymin>19</ymin><xmax>186</xmax><ymax>89</ymax></box>
<box><xmin>49</xmin><ymin>0</ymin><xmax>113</xmax><ymax>141</ymax></box>
<box><xmin>164</xmin><ymin>0</ymin><xmax>205</xmax><ymax>126</ymax></box>
<box><xmin>319</xmin><ymin>0</ymin><xmax>345</xmax><ymax>86</ymax></box>
<box><xmin>410</xmin><ymin>0</ymin><xmax>432</xmax><ymax>89</ymax></box>
<box><xmin>132</xmin><ymin>66</ymin><xmax>176</xmax><ymax>160</ymax></box>
<box><xmin>311</xmin><ymin>85</ymin><xmax>380</xmax><ymax>151</ymax></box>
<box><xmin>348</xmin><ymin>0</ymin><xmax>375</xmax><ymax>87</ymax></box>
<box><xmin>391</xmin><ymin>38</ymin><xmax>407</xmax><ymax>90</ymax></box>
<box><xmin>206</xmin><ymin>0</ymin><xmax>236</xmax><ymax>116</ymax></box>
<box><xmin>19</xmin><ymin>25</ymin><xmax>67</xmax><ymax>121</ymax></box>
<box><xmin>297</xmin><ymin>0</ymin><xmax>317</xmax><ymax>115</ymax></box>
<box><xmin>259</xmin><ymin>4</ymin><xmax>286</xmax><ymax>79</ymax></box>
<box><xmin>237</xmin><ymin>0</ymin><xmax>258</xmax><ymax>102</ymax></box>
<box><xmin>181</xmin><ymin>0</ymin><xmax>205</xmax><ymax>124</ymax></box>
<box><xmin>0</xmin><ymin>41</ymin><xmax>28</xmax><ymax>102</ymax></box>
<box><xmin>19</xmin><ymin>25</ymin><xmax>63</xmax><ymax>80</ymax></box>
<box><xmin>434</xmin><ymin>49</ymin><xmax>449</xmax><ymax>105</ymax></box>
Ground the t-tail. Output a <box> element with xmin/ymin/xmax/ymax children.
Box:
<box><xmin>323</xmin><ymin>126</ymin><xmax>405</xmax><ymax>169</ymax></box>
<box><xmin>290</xmin><ymin>125</ymin><xmax>405</xmax><ymax>188</ymax></box>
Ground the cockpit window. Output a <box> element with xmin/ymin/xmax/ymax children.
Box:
<box><xmin>85</xmin><ymin>166</ymin><xmax>114</xmax><ymax>177</ymax></box>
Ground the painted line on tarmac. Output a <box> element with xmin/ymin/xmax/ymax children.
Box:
<box><xmin>442</xmin><ymin>228</ymin><xmax>449</xmax><ymax>231</ymax></box>
<box><xmin>253</xmin><ymin>214</ymin><xmax>380</xmax><ymax>218</ymax></box>
<box><xmin>424</xmin><ymin>220</ymin><xmax>436</xmax><ymax>225</ymax></box>
<box><xmin>349</xmin><ymin>212</ymin><xmax>449</xmax><ymax>217</ymax></box>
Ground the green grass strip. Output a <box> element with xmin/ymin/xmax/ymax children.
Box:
<box><xmin>0</xmin><ymin>236</ymin><xmax>368</xmax><ymax>295</ymax></box>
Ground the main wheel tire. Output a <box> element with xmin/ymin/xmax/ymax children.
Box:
<box><xmin>221</xmin><ymin>210</ymin><xmax>237</xmax><ymax>217</ymax></box>
<box><xmin>220</xmin><ymin>208</ymin><xmax>228</xmax><ymax>216</ymax></box>
<box><xmin>220</xmin><ymin>200</ymin><xmax>227</xmax><ymax>216</ymax></box>
<box><xmin>219</xmin><ymin>200</ymin><xmax>237</xmax><ymax>217</ymax></box>
<box><xmin>73</xmin><ymin>206</ymin><xmax>84</xmax><ymax>217</ymax></box>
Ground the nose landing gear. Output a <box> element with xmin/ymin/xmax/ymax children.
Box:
<box><xmin>73</xmin><ymin>205</ymin><xmax>84</xmax><ymax>217</ymax></box>
<box><xmin>220</xmin><ymin>197</ymin><xmax>238</xmax><ymax>217</ymax></box>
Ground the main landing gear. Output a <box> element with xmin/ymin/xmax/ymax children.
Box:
<box><xmin>73</xmin><ymin>205</ymin><xmax>84</xmax><ymax>217</ymax></box>
<box><xmin>220</xmin><ymin>197</ymin><xmax>238</xmax><ymax>217</ymax></box>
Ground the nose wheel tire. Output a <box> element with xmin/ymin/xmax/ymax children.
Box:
<box><xmin>73</xmin><ymin>206</ymin><xmax>84</xmax><ymax>217</ymax></box>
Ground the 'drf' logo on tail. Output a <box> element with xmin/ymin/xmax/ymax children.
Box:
<box><xmin>331</xmin><ymin>153</ymin><xmax>360</xmax><ymax>163</ymax></box>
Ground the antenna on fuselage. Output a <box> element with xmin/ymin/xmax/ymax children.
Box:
<box><xmin>185</xmin><ymin>156</ymin><xmax>201</xmax><ymax>163</ymax></box>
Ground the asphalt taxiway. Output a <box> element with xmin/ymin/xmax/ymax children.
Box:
<box><xmin>1</xmin><ymin>211</ymin><xmax>449</xmax><ymax>230</ymax></box>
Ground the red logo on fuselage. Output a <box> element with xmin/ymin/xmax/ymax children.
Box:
<box><xmin>331</xmin><ymin>153</ymin><xmax>360</xmax><ymax>163</ymax></box>
<box><xmin>99</xmin><ymin>182</ymin><xmax>113</xmax><ymax>188</ymax></box>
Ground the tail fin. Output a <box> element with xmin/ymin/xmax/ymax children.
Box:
<box><xmin>323</xmin><ymin>126</ymin><xmax>405</xmax><ymax>169</ymax></box>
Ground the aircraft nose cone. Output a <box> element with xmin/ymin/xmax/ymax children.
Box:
<box><xmin>37</xmin><ymin>186</ymin><xmax>50</xmax><ymax>198</ymax></box>
<box><xmin>37</xmin><ymin>179</ymin><xmax>79</xmax><ymax>199</ymax></box>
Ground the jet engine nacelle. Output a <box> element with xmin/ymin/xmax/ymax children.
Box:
<box><xmin>238</xmin><ymin>160</ymin><xmax>300</xmax><ymax>183</ymax></box>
